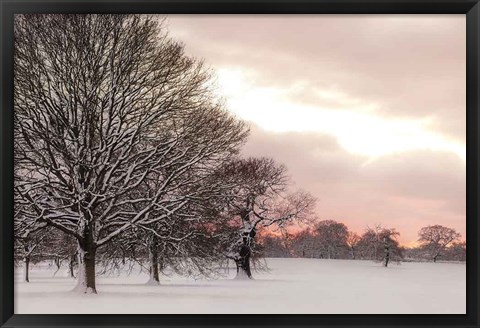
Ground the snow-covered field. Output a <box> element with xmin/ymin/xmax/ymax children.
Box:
<box><xmin>15</xmin><ymin>258</ymin><xmax>465</xmax><ymax>314</ymax></box>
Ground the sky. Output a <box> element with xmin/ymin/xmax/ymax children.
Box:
<box><xmin>166</xmin><ymin>15</ymin><xmax>466</xmax><ymax>246</ymax></box>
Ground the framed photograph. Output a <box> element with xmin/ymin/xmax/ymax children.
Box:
<box><xmin>1</xmin><ymin>0</ymin><xmax>479</xmax><ymax>327</ymax></box>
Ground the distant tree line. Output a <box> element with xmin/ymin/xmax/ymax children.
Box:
<box><xmin>260</xmin><ymin>222</ymin><xmax>465</xmax><ymax>264</ymax></box>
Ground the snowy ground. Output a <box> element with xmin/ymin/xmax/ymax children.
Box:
<box><xmin>15</xmin><ymin>258</ymin><xmax>465</xmax><ymax>314</ymax></box>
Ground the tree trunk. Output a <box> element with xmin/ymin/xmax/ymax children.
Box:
<box><xmin>73</xmin><ymin>239</ymin><xmax>97</xmax><ymax>294</ymax></box>
<box><xmin>383</xmin><ymin>251</ymin><xmax>390</xmax><ymax>267</ymax></box>
<box><xmin>234</xmin><ymin>219</ymin><xmax>255</xmax><ymax>280</ymax></box>
<box><xmin>147</xmin><ymin>238</ymin><xmax>160</xmax><ymax>285</ymax></box>
<box><xmin>69</xmin><ymin>253</ymin><xmax>76</xmax><ymax>278</ymax></box>
<box><xmin>24</xmin><ymin>256</ymin><xmax>30</xmax><ymax>282</ymax></box>
<box><xmin>383</xmin><ymin>243</ymin><xmax>390</xmax><ymax>267</ymax></box>
<box><xmin>234</xmin><ymin>244</ymin><xmax>252</xmax><ymax>280</ymax></box>
<box><xmin>433</xmin><ymin>254</ymin><xmax>439</xmax><ymax>263</ymax></box>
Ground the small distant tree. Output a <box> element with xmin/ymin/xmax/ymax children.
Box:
<box><xmin>290</xmin><ymin>228</ymin><xmax>317</xmax><ymax>258</ymax></box>
<box><xmin>14</xmin><ymin>223</ymin><xmax>48</xmax><ymax>282</ymax></box>
<box><xmin>48</xmin><ymin>232</ymin><xmax>78</xmax><ymax>277</ymax></box>
<box><xmin>261</xmin><ymin>234</ymin><xmax>291</xmax><ymax>258</ymax></box>
<box><xmin>14</xmin><ymin>215</ymin><xmax>77</xmax><ymax>281</ymax></box>
<box><xmin>446</xmin><ymin>241</ymin><xmax>466</xmax><ymax>262</ymax></box>
<box><xmin>357</xmin><ymin>228</ymin><xmax>378</xmax><ymax>260</ymax></box>
<box><xmin>346</xmin><ymin>231</ymin><xmax>360</xmax><ymax>260</ymax></box>
<box><xmin>358</xmin><ymin>225</ymin><xmax>403</xmax><ymax>266</ymax></box>
<box><xmin>418</xmin><ymin>225</ymin><xmax>461</xmax><ymax>263</ymax></box>
<box><xmin>378</xmin><ymin>228</ymin><xmax>401</xmax><ymax>267</ymax></box>
<box><xmin>314</xmin><ymin>220</ymin><xmax>349</xmax><ymax>259</ymax></box>
<box><xmin>14</xmin><ymin>159</ymin><xmax>49</xmax><ymax>282</ymax></box>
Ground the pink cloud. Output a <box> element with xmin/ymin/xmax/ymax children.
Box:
<box><xmin>166</xmin><ymin>15</ymin><xmax>466</xmax><ymax>245</ymax></box>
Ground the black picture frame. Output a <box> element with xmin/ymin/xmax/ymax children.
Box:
<box><xmin>1</xmin><ymin>1</ymin><xmax>478</xmax><ymax>327</ymax></box>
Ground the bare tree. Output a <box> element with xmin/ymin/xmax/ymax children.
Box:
<box><xmin>14</xmin><ymin>221</ymin><xmax>48</xmax><ymax>282</ymax></box>
<box><xmin>290</xmin><ymin>228</ymin><xmax>317</xmax><ymax>258</ymax></box>
<box><xmin>14</xmin><ymin>148</ymin><xmax>50</xmax><ymax>282</ymax></box>
<box><xmin>14</xmin><ymin>214</ymin><xmax>77</xmax><ymax>281</ymax></box>
<box><xmin>260</xmin><ymin>232</ymin><xmax>293</xmax><ymax>258</ymax></box>
<box><xmin>130</xmin><ymin>204</ymin><xmax>230</xmax><ymax>285</ymax></box>
<box><xmin>346</xmin><ymin>231</ymin><xmax>360</xmax><ymax>260</ymax></box>
<box><xmin>358</xmin><ymin>225</ymin><xmax>403</xmax><ymax>266</ymax></box>
<box><xmin>221</xmin><ymin>157</ymin><xmax>316</xmax><ymax>279</ymax></box>
<box><xmin>418</xmin><ymin>225</ymin><xmax>461</xmax><ymax>263</ymax></box>
<box><xmin>357</xmin><ymin>225</ymin><xmax>384</xmax><ymax>261</ymax></box>
<box><xmin>102</xmin><ymin>166</ymin><xmax>237</xmax><ymax>285</ymax></box>
<box><xmin>14</xmin><ymin>14</ymin><xmax>248</xmax><ymax>293</ymax></box>
<box><xmin>314</xmin><ymin>220</ymin><xmax>349</xmax><ymax>260</ymax></box>
<box><xmin>377</xmin><ymin>228</ymin><xmax>401</xmax><ymax>267</ymax></box>
<box><xmin>445</xmin><ymin>241</ymin><xmax>466</xmax><ymax>262</ymax></box>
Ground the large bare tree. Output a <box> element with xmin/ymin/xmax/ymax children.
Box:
<box><xmin>14</xmin><ymin>14</ymin><xmax>248</xmax><ymax>293</ymax></box>
<box><xmin>221</xmin><ymin>157</ymin><xmax>315</xmax><ymax>279</ymax></box>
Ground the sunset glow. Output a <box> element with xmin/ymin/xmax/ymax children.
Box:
<box><xmin>216</xmin><ymin>68</ymin><xmax>466</xmax><ymax>161</ymax></box>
